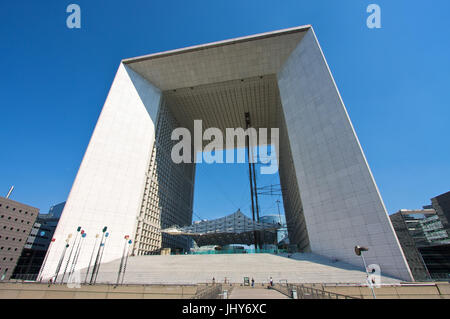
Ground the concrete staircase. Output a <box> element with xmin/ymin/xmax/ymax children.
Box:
<box><xmin>77</xmin><ymin>253</ymin><xmax>401</xmax><ymax>285</ymax></box>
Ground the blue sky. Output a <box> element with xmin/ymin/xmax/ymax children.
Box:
<box><xmin>0</xmin><ymin>1</ymin><xmax>449</xmax><ymax>219</ymax></box>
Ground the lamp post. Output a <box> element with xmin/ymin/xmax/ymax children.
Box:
<box><xmin>70</xmin><ymin>231</ymin><xmax>86</xmax><ymax>280</ymax></box>
<box><xmin>354</xmin><ymin>245</ymin><xmax>376</xmax><ymax>299</ymax></box>
<box><xmin>93</xmin><ymin>231</ymin><xmax>109</xmax><ymax>284</ymax></box>
<box><xmin>54</xmin><ymin>236</ymin><xmax>71</xmax><ymax>283</ymax></box>
<box><xmin>121</xmin><ymin>239</ymin><xmax>133</xmax><ymax>285</ymax></box>
<box><xmin>116</xmin><ymin>235</ymin><xmax>129</xmax><ymax>286</ymax></box>
<box><xmin>90</xmin><ymin>227</ymin><xmax>107</xmax><ymax>285</ymax></box>
<box><xmin>61</xmin><ymin>226</ymin><xmax>81</xmax><ymax>283</ymax></box>
<box><xmin>85</xmin><ymin>234</ymin><xmax>99</xmax><ymax>284</ymax></box>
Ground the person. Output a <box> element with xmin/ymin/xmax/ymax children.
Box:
<box><xmin>251</xmin><ymin>278</ymin><xmax>255</xmax><ymax>288</ymax></box>
<box><xmin>212</xmin><ymin>277</ymin><xmax>215</xmax><ymax>285</ymax></box>
<box><xmin>269</xmin><ymin>277</ymin><xmax>273</xmax><ymax>287</ymax></box>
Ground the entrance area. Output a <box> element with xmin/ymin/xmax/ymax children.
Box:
<box><xmin>132</xmin><ymin>75</ymin><xmax>310</xmax><ymax>255</ymax></box>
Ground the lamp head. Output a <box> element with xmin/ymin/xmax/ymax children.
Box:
<box><xmin>354</xmin><ymin>245</ymin><xmax>369</xmax><ymax>256</ymax></box>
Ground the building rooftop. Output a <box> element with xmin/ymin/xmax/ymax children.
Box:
<box><xmin>122</xmin><ymin>25</ymin><xmax>311</xmax><ymax>90</ymax></box>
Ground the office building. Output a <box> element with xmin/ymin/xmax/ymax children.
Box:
<box><xmin>0</xmin><ymin>196</ymin><xmax>39</xmax><ymax>280</ymax></box>
<box><xmin>12</xmin><ymin>202</ymin><xmax>65</xmax><ymax>280</ymax></box>
<box><xmin>390</xmin><ymin>207</ymin><xmax>450</xmax><ymax>280</ymax></box>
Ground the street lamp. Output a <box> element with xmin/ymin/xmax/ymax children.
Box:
<box><xmin>54</xmin><ymin>236</ymin><xmax>71</xmax><ymax>284</ymax></box>
<box><xmin>116</xmin><ymin>235</ymin><xmax>129</xmax><ymax>286</ymax></box>
<box><xmin>354</xmin><ymin>245</ymin><xmax>376</xmax><ymax>299</ymax></box>
<box><xmin>61</xmin><ymin>226</ymin><xmax>81</xmax><ymax>283</ymax></box>
<box><xmin>90</xmin><ymin>226</ymin><xmax>108</xmax><ymax>285</ymax></box>
<box><xmin>85</xmin><ymin>234</ymin><xmax>100</xmax><ymax>284</ymax></box>
<box><xmin>93</xmin><ymin>231</ymin><xmax>109</xmax><ymax>284</ymax></box>
<box><xmin>70</xmin><ymin>231</ymin><xmax>86</xmax><ymax>280</ymax></box>
<box><xmin>121</xmin><ymin>239</ymin><xmax>133</xmax><ymax>285</ymax></box>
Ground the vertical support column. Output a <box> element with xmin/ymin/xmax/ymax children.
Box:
<box><xmin>245</xmin><ymin>112</ymin><xmax>258</xmax><ymax>249</ymax></box>
<box><xmin>277</xmin><ymin>28</ymin><xmax>412</xmax><ymax>281</ymax></box>
<box><xmin>41</xmin><ymin>63</ymin><xmax>162</xmax><ymax>279</ymax></box>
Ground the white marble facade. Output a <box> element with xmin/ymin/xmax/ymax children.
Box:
<box><xmin>277</xmin><ymin>29</ymin><xmax>412</xmax><ymax>281</ymax></box>
<box><xmin>41</xmin><ymin>64</ymin><xmax>161</xmax><ymax>280</ymax></box>
<box><xmin>41</xmin><ymin>26</ymin><xmax>413</xmax><ymax>282</ymax></box>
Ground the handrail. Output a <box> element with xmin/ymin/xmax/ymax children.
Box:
<box><xmin>192</xmin><ymin>284</ymin><xmax>223</xmax><ymax>299</ymax></box>
<box><xmin>272</xmin><ymin>283</ymin><xmax>359</xmax><ymax>299</ymax></box>
<box><xmin>288</xmin><ymin>284</ymin><xmax>359</xmax><ymax>299</ymax></box>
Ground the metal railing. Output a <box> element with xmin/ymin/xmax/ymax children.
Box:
<box><xmin>192</xmin><ymin>284</ymin><xmax>223</xmax><ymax>299</ymax></box>
<box><xmin>293</xmin><ymin>284</ymin><xmax>359</xmax><ymax>299</ymax></box>
<box><xmin>181</xmin><ymin>248</ymin><xmax>290</xmax><ymax>255</ymax></box>
<box><xmin>273</xmin><ymin>283</ymin><xmax>359</xmax><ymax>299</ymax></box>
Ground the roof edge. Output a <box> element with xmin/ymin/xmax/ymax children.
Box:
<box><xmin>122</xmin><ymin>24</ymin><xmax>311</xmax><ymax>65</ymax></box>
